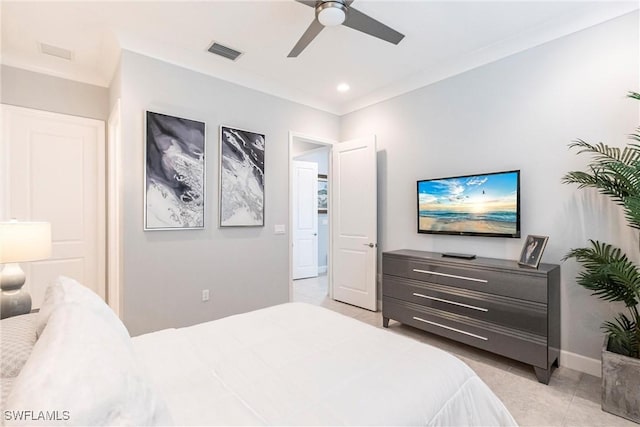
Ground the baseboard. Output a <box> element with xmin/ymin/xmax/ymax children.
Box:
<box><xmin>318</xmin><ymin>265</ymin><xmax>327</xmax><ymax>274</ymax></box>
<box><xmin>560</xmin><ymin>350</ymin><xmax>601</xmax><ymax>377</ymax></box>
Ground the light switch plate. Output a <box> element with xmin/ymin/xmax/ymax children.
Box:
<box><xmin>274</xmin><ymin>224</ymin><xmax>286</xmax><ymax>234</ymax></box>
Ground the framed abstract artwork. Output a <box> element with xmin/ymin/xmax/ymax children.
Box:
<box><xmin>144</xmin><ymin>111</ymin><xmax>205</xmax><ymax>230</ymax></box>
<box><xmin>219</xmin><ymin>126</ymin><xmax>265</xmax><ymax>227</ymax></box>
<box><xmin>318</xmin><ymin>174</ymin><xmax>328</xmax><ymax>214</ymax></box>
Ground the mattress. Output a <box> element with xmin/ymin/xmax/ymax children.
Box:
<box><xmin>132</xmin><ymin>302</ymin><xmax>517</xmax><ymax>426</ymax></box>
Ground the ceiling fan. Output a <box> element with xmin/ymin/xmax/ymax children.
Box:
<box><xmin>288</xmin><ymin>0</ymin><xmax>405</xmax><ymax>57</ymax></box>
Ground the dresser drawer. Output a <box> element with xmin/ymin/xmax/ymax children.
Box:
<box><xmin>382</xmin><ymin>255</ymin><xmax>408</xmax><ymax>278</ymax></box>
<box><xmin>383</xmin><ymin>298</ymin><xmax>548</xmax><ymax>368</ymax></box>
<box><xmin>383</xmin><ymin>275</ymin><xmax>547</xmax><ymax>336</ymax></box>
<box><xmin>407</xmin><ymin>260</ymin><xmax>547</xmax><ymax>303</ymax></box>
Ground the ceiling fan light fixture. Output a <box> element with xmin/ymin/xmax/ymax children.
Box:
<box><xmin>316</xmin><ymin>2</ymin><xmax>346</xmax><ymax>27</ymax></box>
<box><xmin>289</xmin><ymin>0</ymin><xmax>404</xmax><ymax>57</ymax></box>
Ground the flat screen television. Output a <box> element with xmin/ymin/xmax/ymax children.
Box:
<box><xmin>417</xmin><ymin>170</ymin><xmax>520</xmax><ymax>238</ymax></box>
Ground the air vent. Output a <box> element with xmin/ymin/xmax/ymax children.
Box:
<box><xmin>39</xmin><ymin>43</ymin><xmax>73</xmax><ymax>61</ymax></box>
<box><xmin>207</xmin><ymin>42</ymin><xmax>243</xmax><ymax>61</ymax></box>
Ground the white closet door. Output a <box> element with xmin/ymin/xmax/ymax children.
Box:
<box><xmin>1</xmin><ymin>105</ymin><xmax>106</xmax><ymax>308</ymax></box>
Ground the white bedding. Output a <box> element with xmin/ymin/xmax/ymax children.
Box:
<box><xmin>5</xmin><ymin>302</ymin><xmax>170</xmax><ymax>426</ymax></box>
<box><xmin>133</xmin><ymin>302</ymin><xmax>516</xmax><ymax>426</ymax></box>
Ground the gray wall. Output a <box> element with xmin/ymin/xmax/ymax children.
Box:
<box><xmin>340</xmin><ymin>12</ymin><xmax>640</xmax><ymax>361</ymax></box>
<box><xmin>294</xmin><ymin>148</ymin><xmax>330</xmax><ymax>269</ymax></box>
<box><xmin>5</xmin><ymin>11</ymin><xmax>636</xmax><ymax>362</ymax></box>
<box><xmin>1</xmin><ymin>65</ymin><xmax>109</xmax><ymax>121</ymax></box>
<box><xmin>117</xmin><ymin>50</ymin><xmax>340</xmax><ymax>336</ymax></box>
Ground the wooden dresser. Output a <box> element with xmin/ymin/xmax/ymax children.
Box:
<box><xmin>382</xmin><ymin>249</ymin><xmax>560</xmax><ymax>384</ymax></box>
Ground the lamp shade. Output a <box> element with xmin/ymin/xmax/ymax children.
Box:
<box><xmin>0</xmin><ymin>221</ymin><xmax>52</xmax><ymax>263</ymax></box>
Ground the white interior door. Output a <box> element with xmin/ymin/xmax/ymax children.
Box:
<box><xmin>331</xmin><ymin>136</ymin><xmax>377</xmax><ymax>311</ymax></box>
<box><xmin>1</xmin><ymin>105</ymin><xmax>106</xmax><ymax>308</ymax></box>
<box><xmin>292</xmin><ymin>160</ymin><xmax>318</xmax><ymax>280</ymax></box>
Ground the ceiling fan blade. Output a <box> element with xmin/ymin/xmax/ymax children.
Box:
<box><xmin>294</xmin><ymin>0</ymin><xmax>316</xmax><ymax>8</ymax></box>
<box><xmin>342</xmin><ymin>6</ymin><xmax>404</xmax><ymax>45</ymax></box>
<box><xmin>288</xmin><ymin>19</ymin><xmax>324</xmax><ymax>57</ymax></box>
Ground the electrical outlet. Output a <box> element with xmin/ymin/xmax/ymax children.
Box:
<box><xmin>202</xmin><ymin>289</ymin><xmax>210</xmax><ymax>302</ymax></box>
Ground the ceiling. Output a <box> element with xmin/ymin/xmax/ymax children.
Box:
<box><xmin>1</xmin><ymin>1</ymin><xmax>638</xmax><ymax>115</ymax></box>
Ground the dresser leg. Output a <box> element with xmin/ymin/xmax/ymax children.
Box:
<box><xmin>383</xmin><ymin>317</ymin><xmax>389</xmax><ymax>328</ymax></box>
<box><xmin>534</xmin><ymin>366</ymin><xmax>551</xmax><ymax>385</ymax></box>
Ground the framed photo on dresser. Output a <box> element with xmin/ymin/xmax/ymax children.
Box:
<box><xmin>518</xmin><ymin>235</ymin><xmax>548</xmax><ymax>268</ymax></box>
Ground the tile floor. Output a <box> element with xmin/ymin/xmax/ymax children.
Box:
<box><xmin>292</xmin><ymin>274</ymin><xmax>637</xmax><ymax>427</ymax></box>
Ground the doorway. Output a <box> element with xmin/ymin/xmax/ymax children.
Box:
<box><xmin>289</xmin><ymin>133</ymin><xmax>334</xmax><ymax>302</ymax></box>
<box><xmin>288</xmin><ymin>132</ymin><xmax>378</xmax><ymax>311</ymax></box>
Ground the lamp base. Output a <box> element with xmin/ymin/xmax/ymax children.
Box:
<box><xmin>0</xmin><ymin>263</ymin><xmax>31</xmax><ymax>319</ymax></box>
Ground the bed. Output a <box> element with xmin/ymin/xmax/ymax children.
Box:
<box><xmin>1</xmin><ymin>277</ymin><xmax>517</xmax><ymax>426</ymax></box>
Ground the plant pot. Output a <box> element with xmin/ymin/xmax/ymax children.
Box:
<box><xmin>602</xmin><ymin>336</ymin><xmax>640</xmax><ymax>423</ymax></box>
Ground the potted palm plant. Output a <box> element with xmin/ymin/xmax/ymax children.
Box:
<box><xmin>562</xmin><ymin>91</ymin><xmax>640</xmax><ymax>423</ymax></box>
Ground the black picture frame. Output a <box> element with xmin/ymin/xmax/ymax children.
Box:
<box><xmin>518</xmin><ymin>235</ymin><xmax>549</xmax><ymax>268</ymax></box>
<box><xmin>318</xmin><ymin>174</ymin><xmax>328</xmax><ymax>214</ymax></box>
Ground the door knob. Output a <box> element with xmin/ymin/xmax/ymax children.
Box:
<box><xmin>313</xmin><ymin>233</ymin><xmax>317</xmax><ymax>236</ymax></box>
<box><xmin>363</xmin><ymin>243</ymin><xmax>376</xmax><ymax>248</ymax></box>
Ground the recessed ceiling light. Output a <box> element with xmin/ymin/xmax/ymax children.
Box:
<box><xmin>337</xmin><ymin>83</ymin><xmax>350</xmax><ymax>93</ymax></box>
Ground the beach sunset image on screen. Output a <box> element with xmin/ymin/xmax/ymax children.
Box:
<box><xmin>418</xmin><ymin>171</ymin><xmax>519</xmax><ymax>236</ymax></box>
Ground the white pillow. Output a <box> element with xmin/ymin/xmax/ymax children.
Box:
<box><xmin>36</xmin><ymin>276</ymin><xmax>129</xmax><ymax>342</ymax></box>
<box><xmin>5</xmin><ymin>303</ymin><xmax>172</xmax><ymax>426</ymax></box>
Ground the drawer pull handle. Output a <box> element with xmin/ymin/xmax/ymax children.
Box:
<box><xmin>412</xmin><ymin>268</ymin><xmax>488</xmax><ymax>283</ymax></box>
<box><xmin>412</xmin><ymin>316</ymin><xmax>488</xmax><ymax>341</ymax></box>
<box><xmin>412</xmin><ymin>293</ymin><xmax>488</xmax><ymax>312</ymax></box>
